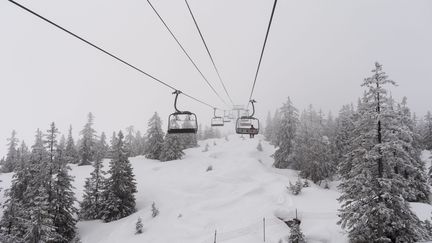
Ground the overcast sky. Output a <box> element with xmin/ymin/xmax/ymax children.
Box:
<box><xmin>1</xmin><ymin>0</ymin><xmax>431</xmax><ymax>156</ymax></box>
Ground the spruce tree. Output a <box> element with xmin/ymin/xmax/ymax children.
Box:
<box><xmin>96</xmin><ymin>132</ymin><xmax>109</xmax><ymax>159</ymax></box>
<box><xmin>395</xmin><ymin>97</ymin><xmax>429</xmax><ymax>202</ymax></box>
<box><xmin>291</xmin><ymin>106</ymin><xmax>334</xmax><ymax>183</ymax></box>
<box><xmin>23</xmin><ymin>128</ymin><xmax>59</xmax><ymax>242</ymax></box>
<box><xmin>338</xmin><ymin>62</ymin><xmax>427</xmax><ymax>242</ymax></box>
<box><xmin>79</xmin><ymin>112</ymin><xmax>98</xmax><ymax>165</ymax></box>
<box><xmin>273</xmin><ymin>97</ymin><xmax>299</xmax><ymax>168</ymax></box>
<box><xmin>423</xmin><ymin>111</ymin><xmax>432</xmax><ymax>150</ymax></box>
<box><xmin>159</xmin><ymin>134</ymin><xmax>184</xmax><ymax>162</ymax></box>
<box><xmin>288</xmin><ymin>221</ymin><xmax>305</xmax><ymax>243</ymax></box>
<box><xmin>44</xmin><ymin>122</ymin><xmax>59</xmax><ymax>207</ymax></box>
<box><xmin>125</xmin><ymin>126</ymin><xmax>136</xmax><ymax>157</ymax></box>
<box><xmin>134</xmin><ymin>131</ymin><xmax>146</xmax><ymax>156</ymax></box>
<box><xmin>80</xmin><ymin>151</ymin><xmax>106</xmax><ymax>220</ymax></box>
<box><xmin>51</xmin><ymin>158</ymin><xmax>77</xmax><ymax>242</ymax></box>
<box><xmin>1</xmin><ymin>130</ymin><xmax>19</xmax><ymax>173</ymax></box>
<box><xmin>101</xmin><ymin>131</ymin><xmax>137</xmax><ymax>222</ymax></box>
<box><xmin>334</xmin><ymin>104</ymin><xmax>356</xmax><ymax>177</ymax></box>
<box><xmin>264</xmin><ymin>111</ymin><xmax>273</xmax><ymax>141</ymax></box>
<box><xmin>145</xmin><ymin>112</ymin><xmax>164</xmax><ymax>160</ymax></box>
<box><xmin>65</xmin><ymin>125</ymin><xmax>80</xmax><ymax>164</ymax></box>
<box><xmin>0</xmin><ymin>142</ymin><xmax>30</xmax><ymax>241</ymax></box>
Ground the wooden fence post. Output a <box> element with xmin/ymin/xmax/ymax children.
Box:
<box><xmin>263</xmin><ymin>217</ymin><xmax>266</xmax><ymax>242</ymax></box>
<box><xmin>214</xmin><ymin>230</ymin><xmax>217</xmax><ymax>243</ymax></box>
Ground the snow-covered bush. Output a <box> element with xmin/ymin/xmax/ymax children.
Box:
<box><xmin>288</xmin><ymin>178</ymin><xmax>303</xmax><ymax>195</ymax></box>
<box><xmin>151</xmin><ymin>202</ymin><xmax>159</xmax><ymax>218</ymax></box>
<box><xmin>206</xmin><ymin>165</ymin><xmax>213</xmax><ymax>172</ymax></box>
<box><xmin>136</xmin><ymin>217</ymin><xmax>143</xmax><ymax>234</ymax></box>
<box><xmin>288</xmin><ymin>219</ymin><xmax>305</xmax><ymax>243</ymax></box>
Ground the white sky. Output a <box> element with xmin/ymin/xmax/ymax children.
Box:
<box><xmin>1</xmin><ymin>0</ymin><xmax>431</xmax><ymax>156</ymax></box>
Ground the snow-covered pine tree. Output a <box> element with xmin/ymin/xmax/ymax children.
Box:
<box><xmin>96</xmin><ymin>132</ymin><xmax>109</xmax><ymax>160</ymax></box>
<box><xmin>44</xmin><ymin>122</ymin><xmax>59</xmax><ymax>208</ymax></box>
<box><xmin>145</xmin><ymin>112</ymin><xmax>165</xmax><ymax>160</ymax></box>
<box><xmin>334</xmin><ymin>104</ymin><xmax>356</xmax><ymax>178</ymax></box>
<box><xmin>338</xmin><ymin>62</ymin><xmax>427</xmax><ymax>242</ymax></box>
<box><xmin>134</xmin><ymin>130</ymin><xmax>146</xmax><ymax>156</ymax></box>
<box><xmin>22</xmin><ymin>128</ymin><xmax>59</xmax><ymax>242</ymax></box>
<box><xmin>79</xmin><ymin>112</ymin><xmax>98</xmax><ymax>166</ymax></box>
<box><xmin>0</xmin><ymin>142</ymin><xmax>31</xmax><ymax>241</ymax></box>
<box><xmin>65</xmin><ymin>125</ymin><xmax>80</xmax><ymax>164</ymax></box>
<box><xmin>291</xmin><ymin>106</ymin><xmax>334</xmax><ymax>183</ymax></box>
<box><xmin>273</xmin><ymin>97</ymin><xmax>298</xmax><ymax>168</ymax></box>
<box><xmin>395</xmin><ymin>97</ymin><xmax>429</xmax><ymax>202</ymax></box>
<box><xmin>57</xmin><ymin>135</ymin><xmax>66</xmax><ymax>166</ymax></box>
<box><xmin>159</xmin><ymin>134</ymin><xmax>185</xmax><ymax>162</ymax></box>
<box><xmin>264</xmin><ymin>111</ymin><xmax>273</xmax><ymax>141</ymax></box>
<box><xmin>423</xmin><ymin>111</ymin><xmax>432</xmax><ymax>150</ymax></box>
<box><xmin>101</xmin><ymin>131</ymin><xmax>137</xmax><ymax>222</ymax></box>
<box><xmin>270</xmin><ymin>109</ymin><xmax>281</xmax><ymax>146</ymax></box>
<box><xmin>125</xmin><ymin>126</ymin><xmax>136</xmax><ymax>157</ymax></box>
<box><xmin>79</xmin><ymin>151</ymin><xmax>106</xmax><ymax>220</ymax></box>
<box><xmin>51</xmin><ymin>153</ymin><xmax>77</xmax><ymax>242</ymax></box>
<box><xmin>288</xmin><ymin>220</ymin><xmax>306</xmax><ymax>243</ymax></box>
<box><xmin>1</xmin><ymin>130</ymin><xmax>19</xmax><ymax>173</ymax></box>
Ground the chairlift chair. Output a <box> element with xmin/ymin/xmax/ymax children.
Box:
<box><xmin>211</xmin><ymin>108</ymin><xmax>224</xmax><ymax>127</ymax></box>
<box><xmin>223</xmin><ymin>110</ymin><xmax>232</xmax><ymax>123</ymax></box>
<box><xmin>235</xmin><ymin>100</ymin><xmax>260</xmax><ymax>135</ymax></box>
<box><xmin>167</xmin><ymin>90</ymin><xmax>198</xmax><ymax>134</ymax></box>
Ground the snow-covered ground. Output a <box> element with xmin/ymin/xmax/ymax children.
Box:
<box><xmin>1</xmin><ymin>135</ymin><xmax>431</xmax><ymax>243</ymax></box>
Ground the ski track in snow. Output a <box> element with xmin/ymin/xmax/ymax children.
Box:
<box><xmin>1</xmin><ymin>136</ymin><xmax>431</xmax><ymax>243</ymax></box>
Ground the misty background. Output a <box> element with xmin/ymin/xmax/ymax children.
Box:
<box><xmin>0</xmin><ymin>0</ymin><xmax>431</xmax><ymax>156</ymax></box>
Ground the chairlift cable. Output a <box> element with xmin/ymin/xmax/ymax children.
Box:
<box><xmin>247</xmin><ymin>0</ymin><xmax>278</xmax><ymax>104</ymax></box>
<box><xmin>184</xmin><ymin>0</ymin><xmax>235</xmax><ymax>107</ymax></box>
<box><xmin>8</xmin><ymin>0</ymin><xmax>219</xmax><ymax>110</ymax></box>
<box><xmin>146</xmin><ymin>0</ymin><xmax>229</xmax><ymax>108</ymax></box>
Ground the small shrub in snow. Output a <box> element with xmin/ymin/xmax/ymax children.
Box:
<box><xmin>225</xmin><ymin>136</ymin><xmax>229</xmax><ymax>141</ymax></box>
<box><xmin>206</xmin><ymin>165</ymin><xmax>213</xmax><ymax>172</ymax></box>
<box><xmin>135</xmin><ymin>217</ymin><xmax>143</xmax><ymax>234</ymax></box>
<box><xmin>302</xmin><ymin>180</ymin><xmax>310</xmax><ymax>188</ymax></box>
<box><xmin>177</xmin><ymin>214</ymin><xmax>182</xmax><ymax>218</ymax></box>
<box><xmin>288</xmin><ymin>220</ymin><xmax>305</xmax><ymax>243</ymax></box>
<box><xmin>151</xmin><ymin>202</ymin><xmax>159</xmax><ymax>218</ymax></box>
<box><xmin>257</xmin><ymin>141</ymin><xmax>263</xmax><ymax>151</ymax></box>
<box><xmin>202</xmin><ymin>143</ymin><xmax>209</xmax><ymax>152</ymax></box>
<box><xmin>213</xmin><ymin>141</ymin><xmax>217</xmax><ymax>146</ymax></box>
<box><xmin>288</xmin><ymin>178</ymin><xmax>303</xmax><ymax>195</ymax></box>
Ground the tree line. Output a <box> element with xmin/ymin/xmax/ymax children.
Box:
<box><xmin>0</xmin><ymin>110</ymin><xmax>223</xmax><ymax>242</ymax></box>
<box><xmin>265</xmin><ymin>62</ymin><xmax>432</xmax><ymax>242</ymax></box>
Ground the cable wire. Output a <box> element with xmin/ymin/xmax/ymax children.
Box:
<box><xmin>184</xmin><ymin>0</ymin><xmax>235</xmax><ymax>107</ymax></box>
<box><xmin>248</xmin><ymin>0</ymin><xmax>278</xmax><ymax>103</ymax></box>
<box><xmin>8</xmin><ymin>0</ymin><xmax>219</xmax><ymax>110</ymax></box>
<box><xmin>146</xmin><ymin>0</ymin><xmax>229</xmax><ymax>108</ymax></box>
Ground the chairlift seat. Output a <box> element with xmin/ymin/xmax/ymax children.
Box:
<box><xmin>167</xmin><ymin>111</ymin><xmax>198</xmax><ymax>134</ymax></box>
<box><xmin>236</xmin><ymin>116</ymin><xmax>259</xmax><ymax>135</ymax></box>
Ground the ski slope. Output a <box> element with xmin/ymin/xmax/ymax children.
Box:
<box><xmin>1</xmin><ymin>135</ymin><xmax>431</xmax><ymax>243</ymax></box>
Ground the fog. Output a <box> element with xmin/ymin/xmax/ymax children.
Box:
<box><xmin>1</xmin><ymin>0</ymin><xmax>431</xmax><ymax>156</ymax></box>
